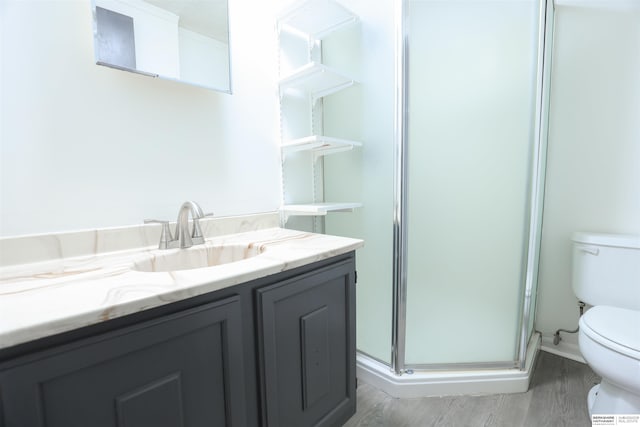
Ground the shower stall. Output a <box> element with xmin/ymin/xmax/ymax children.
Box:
<box><xmin>323</xmin><ymin>0</ymin><xmax>554</xmax><ymax>396</ymax></box>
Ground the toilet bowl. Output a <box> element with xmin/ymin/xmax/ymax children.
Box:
<box><xmin>578</xmin><ymin>306</ymin><xmax>640</xmax><ymax>415</ymax></box>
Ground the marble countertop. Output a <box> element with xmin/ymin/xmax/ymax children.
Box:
<box><xmin>0</xmin><ymin>227</ymin><xmax>363</xmax><ymax>350</ymax></box>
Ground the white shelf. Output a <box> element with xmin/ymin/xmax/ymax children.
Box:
<box><xmin>279</xmin><ymin>62</ymin><xmax>356</xmax><ymax>101</ymax></box>
<box><xmin>281</xmin><ymin>135</ymin><xmax>362</xmax><ymax>156</ymax></box>
<box><xmin>281</xmin><ymin>202</ymin><xmax>362</xmax><ymax>216</ymax></box>
<box><xmin>277</xmin><ymin>0</ymin><xmax>358</xmax><ymax>41</ymax></box>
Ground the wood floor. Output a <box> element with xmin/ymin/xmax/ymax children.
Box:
<box><xmin>344</xmin><ymin>351</ymin><xmax>600</xmax><ymax>427</ymax></box>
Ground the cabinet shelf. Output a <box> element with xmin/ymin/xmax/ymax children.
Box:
<box><xmin>279</xmin><ymin>62</ymin><xmax>356</xmax><ymax>101</ymax></box>
<box><xmin>277</xmin><ymin>0</ymin><xmax>358</xmax><ymax>42</ymax></box>
<box><xmin>281</xmin><ymin>135</ymin><xmax>362</xmax><ymax>157</ymax></box>
<box><xmin>281</xmin><ymin>202</ymin><xmax>362</xmax><ymax>217</ymax></box>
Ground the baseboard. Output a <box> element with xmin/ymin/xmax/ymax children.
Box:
<box><xmin>356</xmin><ymin>333</ymin><xmax>541</xmax><ymax>398</ymax></box>
<box><xmin>540</xmin><ymin>335</ymin><xmax>585</xmax><ymax>364</ymax></box>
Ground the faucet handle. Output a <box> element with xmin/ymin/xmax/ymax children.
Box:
<box><xmin>191</xmin><ymin>212</ymin><xmax>214</xmax><ymax>245</ymax></box>
<box><xmin>144</xmin><ymin>219</ymin><xmax>175</xmax><ymax>249</ymax></box>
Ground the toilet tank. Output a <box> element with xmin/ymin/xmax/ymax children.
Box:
<box><xmin>571</xmin><ymin>232</ymin><xmax>640</xmax><ymax>310</ymax></box>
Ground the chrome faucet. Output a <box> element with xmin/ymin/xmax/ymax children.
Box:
<box><xmin>175</xmin><ymin>201</ymin><xmax>205</xmax><ymax>249</ymax></box>
<box><xmin>145</xmin><ymin>201</ymin><xmax>212</xmax><ymax>249</ymax></box>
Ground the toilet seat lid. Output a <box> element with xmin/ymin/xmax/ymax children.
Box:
<box><xmin>580</xmin><ymin>306</ymin><xmax>640</xmax><ymax>356</ymax></box>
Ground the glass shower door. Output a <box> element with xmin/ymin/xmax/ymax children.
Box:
<box><xmin>404</xmin><ymin>0</ymin><xmax>542</xmax><ymax>366</ymax></box>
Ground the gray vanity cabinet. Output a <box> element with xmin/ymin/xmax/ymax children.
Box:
<box><xmin>0</xmin><ymin>296</ymin><xmax>247</xmax><ymax>427</ymax></box>
<box><xmin>0</xmin><ymin>252</ymin><xmax>357</xmax><ymax>427</ymax></box>
<box><xmin>257</xmin><ymin>258</ymin><xmax>357</xmax><ymax>427</ymax></box>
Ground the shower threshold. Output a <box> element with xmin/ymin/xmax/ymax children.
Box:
<box><xmin>356</xmin><ymin>333</ymin><xmax>541</xmax><ymax>398</ymax></box>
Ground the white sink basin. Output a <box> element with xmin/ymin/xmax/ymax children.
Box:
<box><xmin>132</xmin><ymin>244</ymin><xmax>263</xmax><ymax>272</ymax></box>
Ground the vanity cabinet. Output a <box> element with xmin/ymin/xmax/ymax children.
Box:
<box><xmin>0</xmin><ymin>253</ymin><xmax>356</xmax><ymax>427</ymax></box>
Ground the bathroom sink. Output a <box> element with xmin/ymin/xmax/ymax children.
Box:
<box><xmin>132</xmin><ymin>244</ymin><xmax>263</xmax><ymax>272</ymax></box>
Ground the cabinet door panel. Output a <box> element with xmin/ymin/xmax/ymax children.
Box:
<box><xmin>258</xmin><ymin>259</ymin><xmax>356</xmax><ymax>427</ymax></box>
<box><xmin>301</xmin><ymin>306</ymin><xmax>331</xmax><ymax>409</ymax></box>
<box><xmin>0</xmin><ymin>296</ymin><xmax>246</xmax><ymax>427</ymax></box>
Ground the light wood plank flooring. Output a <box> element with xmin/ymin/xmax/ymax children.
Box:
<box><xmin>345</xmin><ymin>351</ymin><xmax>600</xmax><ymax>427</ymax></box>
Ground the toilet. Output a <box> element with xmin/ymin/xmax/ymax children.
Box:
<box><xmin>571</xmin><ymin>232</ymin><xmax>640</xmax><ymax>415</ymax></box>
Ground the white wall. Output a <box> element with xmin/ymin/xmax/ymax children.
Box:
<box><xmin>0</xmin><ymin>0</ymin><xmax>282</xmax><ymax>237</ymax></box>
<box><xmin>535</xmin><ymin>3</ymin><xmax>640</xmax><ymax>358</ymax></box>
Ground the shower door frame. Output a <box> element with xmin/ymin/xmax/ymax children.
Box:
<box><xmin>391</xmin><ymin>0</ymin><xmax>555</xmax><ymax>375</ymax></box>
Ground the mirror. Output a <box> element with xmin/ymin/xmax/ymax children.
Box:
<box><xmin>91</xmin><ymin>0</ymin><xmax>231</xmax><ymax>93</ymax></box>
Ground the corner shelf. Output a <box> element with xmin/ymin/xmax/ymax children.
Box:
<box><xmin>281</xmin><ymin>135</ymin><xmax>362</xmax><ymax>157</ymax></box>
<box><xmin>281</xmin><ymin>202</ymin><xmax>362</xmax><ymax>217</ymax></box>
<box><xmin>277</xmin><ymin>0</ymin><xmax>358</xmax><ymax>42</ymax></box>
<box><xmin>279</xmin><ymin>62</ymin><xmax>356</xmax><ymax>102</ymax></box>
<box><xmin>277</xmin><ymin>0</ymin><xmax>362</xmax><ymax>226</ymax></box>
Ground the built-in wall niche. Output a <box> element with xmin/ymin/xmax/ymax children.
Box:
<box><xmin>91</xmin><ymin>0</ymin><xmax>231</xmax><ymax>92</ymax></box>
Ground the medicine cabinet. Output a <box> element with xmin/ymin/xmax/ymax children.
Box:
<box><xmin>91</xmin><ymin>0</ymin><xmax>231</xmax><ymax>92</ymax></box>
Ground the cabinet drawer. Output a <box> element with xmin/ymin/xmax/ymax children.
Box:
<box><xmin>0</xmin><ymin>296</ymin><xmax>246</xmax><ymax>427</ymax></box>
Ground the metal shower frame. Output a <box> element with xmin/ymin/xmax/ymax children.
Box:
<box><xmin>391</xmin><ymin>0</ymin><xmax>555</xmax><ymax>375</ymax></box>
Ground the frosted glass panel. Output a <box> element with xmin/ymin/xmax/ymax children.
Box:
<box><xmin>404</xmin><ymin>0</ymin><xmax>540</xmax><ymax>364</ymax></box>
<box><xmin>323</xmin><ymin>2</ymin><xmax>396</xmax><ymax>363</ymax></box>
